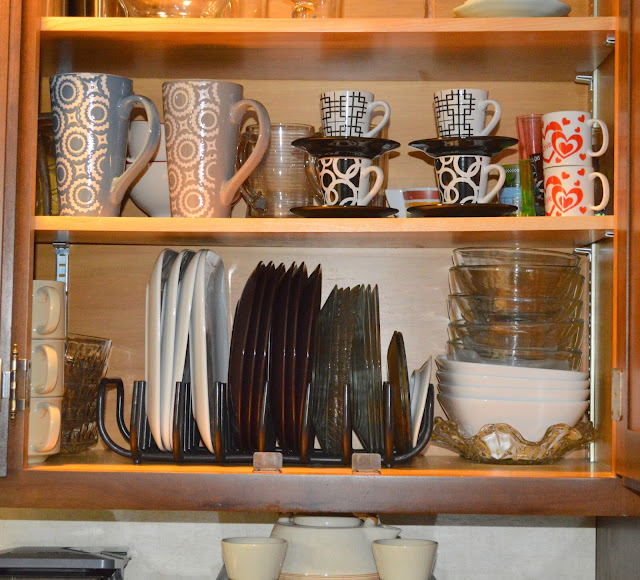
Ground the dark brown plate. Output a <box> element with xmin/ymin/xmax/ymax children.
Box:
<box><xmin>228</xmin><ymin>262</ymin><xmax>264</xmax><ymax>452</ymax></box>
<box><xmin>387</xmin><ymin>331</ymin><xmax>412</xmax><ymax>455</ymax></box>
<box><xmin>269</xmin><ymin>263</ymin><xmax>296</xmax><ymax>452</ymax></box>
<box><xmin>407</xmin><ymin>203</ymin><xmax>518</xmax><ymax>218</ymax></box>
<box><xmin>290</xmin><ymin>206</ymin><xmax>398</xmax><ymax>218</ymax></box>
<box><xmin>409</xmin><ymin>136</ymin><xmax>519</xmax><ymax>158</ymax></box>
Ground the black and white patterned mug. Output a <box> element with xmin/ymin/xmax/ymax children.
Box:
<box><xmin>317</xmin><ymin>156</ymin><xmax>384</xmax><ymax>206</ymax></box>
<box><xmin>435</xmin><ymin>155</ymin><xmax>506</xmax><ymax>204</ymax></box>
<box><xmin>433</xmin><ymin>88</ymin><xmax>501</xmax><ymax>138</ymax></box>
<box><xmin>49</xmin><ymin>73</ymin><xmax>160</xmax><ymax>216</ymax></box>
<box><xmin>320</xmin><ymin>90</ymin><xmax>391</xmax><ymax>138</ymax></box>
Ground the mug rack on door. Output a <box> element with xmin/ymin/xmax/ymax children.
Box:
<box><xmin>97</xmin><ymin>377</ymin><xmax>435</xmax><ymax>468</ymax></box>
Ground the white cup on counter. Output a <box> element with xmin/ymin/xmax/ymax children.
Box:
<box><xmin>28</xmin><ymin>396</ymin><xmax>62</xmax><ymax>464</ymax></box>
<box><xmin>32</xmin><ymin>280</ymin><xmax>66</xmax><ymax>340</ymax></box>
<box><xmin>30</xmin><ymin>338</ymin><xmax>65</xmax><ymax>397</ymax></box>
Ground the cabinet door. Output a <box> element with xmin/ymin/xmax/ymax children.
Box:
<box><xmin>0</xmin><ymin>0</ymin><xmax>27</xmax><ymax>477</ymax></box>
<box><xmin>616</xmin><ymin>0</ymin><xmax>640</xmax><ymax>488</ymax></box>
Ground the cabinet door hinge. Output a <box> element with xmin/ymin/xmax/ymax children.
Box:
<box><xmin>7</xmin><ymin>344</ymin><xmax>30</xmax><ymax>424</ymax></box>
<box><xmin>611</xmin><ymin>368</ymin><xmax>623</xmax><ymax>421</ymax></box>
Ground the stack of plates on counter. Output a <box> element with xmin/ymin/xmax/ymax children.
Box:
<box><xmin>146</xmin><ymin>248</ymin><xmax>228</xmax><ymax>453</ymax></box>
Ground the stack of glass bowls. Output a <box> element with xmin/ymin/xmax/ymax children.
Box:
<box><xmin>437</xmin><ymin>247</ymin><xmax>590</xmax><ymax>444</ymax></box>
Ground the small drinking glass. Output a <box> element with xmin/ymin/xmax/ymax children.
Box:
<box><xmin>290</xmin><ymin>0</ymin><xmax>342</xmax><ymax>18</ymax></box>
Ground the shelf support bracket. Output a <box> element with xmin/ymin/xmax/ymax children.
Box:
<box><xmin>611</xmin><ymin>369</ymin><xmax>623</xmax><ymax>421</ymax></box>
<box><xmin>352</xmin><ymin>453</ymin><xmax>381</xmax><ymax>475</ymax></box>
<box><xmin>575</xmin><ymin>75</ymin><xmax>594</xmax><ymax>91</ymax></box>
<box><xmin>54</xmin><ymin>242</ymin><xmax>70</xmax><ymax>289</ymax></box>
<box><xmin>252</xmin><ymin>452</ymin><xmax>282</xmax><ymax>473</ymax></box>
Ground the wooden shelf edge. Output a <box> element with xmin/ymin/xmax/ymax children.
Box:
<box><xmin>40</xmin><ymin>16</ymin><xmax>616</xmax><ymax>36</ymax></box>
<box><xmin>2</xmin><ymin>464</ymin><xmax>639</xmax><ymax>515</ymax></box>
<box><xmin>33</xmin><ymin>215</ymin><xmax>615</xmax><ymax>248</ymax></box>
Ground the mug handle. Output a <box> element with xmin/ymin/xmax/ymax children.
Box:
<box><xmin>479</xmin><ymin>163</ymin><xmax>506</xmax><ymax>203</ymax></box>
<box><xmin>589</xmin><ymin>172</ymin><xmax>610</xmax><ymax>211</ymax></box>
<box><xmin>34</xmin><ymin>344</ymin><xmax>59</xmax><ymax>395</ymax></box>
<box><xmin>479</xmin><ymin>99</ymin><xmax>502</xmax><ymax>136</ymax></box>
<box><xmin>110</xmin><ymin>95</ymin><xmax>161</xmax><ymax>210</ymax></box>
<box><xmin>33</xmin><ymin>286</ymin><xmax>61</xmax><ymax>336</ymax></box>
<box><xmin>364</xmin><ymin>101</ymin><xmax>391</xmax><ymax>138</ymax></box>
<box><xmin>31</xmin><ymin>402</ymin><xmax>61</xmax><ymax>453</ymax></box>
<box><xmin>222</xmin><ymin>99</ymin><xmax>271</xmax><ymax>208</ymax></box>
<box><xmin>357</xmin><ymin>165</ymin><xmax>384</xmax><ymax>206</ymax></box>
<box><xmin>588</xmin><ymin>118</ymin><xmax>609</xmax><ymax>158</ymax></box>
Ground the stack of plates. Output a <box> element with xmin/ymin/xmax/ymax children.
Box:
<box><xmin>229</xmin><ymin>262</ymin><xmax>322</xmax><ymax>454</ymax></box>
<box><xmin>146</xmin><ymin>248</ymin><xmax>228</xmax><ymax>453</ymax></box>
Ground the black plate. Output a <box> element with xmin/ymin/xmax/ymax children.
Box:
<box><xmin>409</xmin><ymin>136</ymin><xmax>519</xmax><ymax>158</ymax></box>
<box><xmin>291</xmin><ymin>206</ymin><xmax>398</xmax><ymax>218</ymax></box>
<box><xmin>407</xmin><ymin>203</ymin><xmax>518</xmax><ymax>218</ymax></box>
<box><xmin>291</xmin><ymin>137</ymin><xmax>400</xmax><ymax>159</ymax></box>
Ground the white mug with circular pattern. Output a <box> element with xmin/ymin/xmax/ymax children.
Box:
<box><xmin>317</xmin><ymin>156</ymin><xmax>384</xmax><ymax>206</ymax></box>
<box><xmin>435</xmin><ymin>155</ymin><xmax>505</xmax><ymax>204</ymax></box>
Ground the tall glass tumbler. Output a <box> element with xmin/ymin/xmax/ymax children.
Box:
<box><xmin>516</xmin><ymin>113</ymin><xmax>544</xmax><ymax>216</ymax></box>
<box><xmin>237</xmin><ymin>123</ymin><xmax>321</xmax><ymax>217</ymax></box>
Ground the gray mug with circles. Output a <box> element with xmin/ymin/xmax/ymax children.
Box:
<box><xmin>49</xmin><ymin>72</ymin><xmax>160</xmax><ymax>216</ymax></box>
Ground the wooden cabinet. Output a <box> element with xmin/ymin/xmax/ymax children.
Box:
<box><xmin>0</xmin><ymin>0</ymin><xmax>639</xmax><ymax>517</ymax></box>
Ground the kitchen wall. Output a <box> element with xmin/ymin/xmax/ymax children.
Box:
<box><xmin>0</xmin><ymin>511</ymin><xmax>594</xmax><ymax>579</ymax></box>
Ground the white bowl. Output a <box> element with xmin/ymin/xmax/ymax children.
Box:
<box><xmin>128</xmin><ymin>119</ymin><xmax>166</xmax><ymax>162</ymax></box>
<box><xmin>435</xmin><ymin>354</ymin><xmax>588</xmax><ymax>381</ymax></box>
<box><xmin>436</xmin><ymin>370</ymin><xmax>590</xmax><ymax>390</ymax></box>
<box><xmin>126</xmin><ymin>160</ymin><xmax>171</xmax><ymax>217</ymax></box>
<box><xmin>438</xmin><ymin>392</ymin><xmax>589</xmax><ymax>441</ymax></box>
<box><xmin>438</xmin><ymin>382</ymin><xmax>590</xmax><ymax>401</ymax></box>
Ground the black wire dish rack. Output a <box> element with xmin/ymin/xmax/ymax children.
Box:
<box><xmin>97</xmin><ymin>377</ymin><xmax>435</xmax><ymax>468</ymax></box>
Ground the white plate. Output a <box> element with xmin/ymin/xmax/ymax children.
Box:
<box><xmin>410</xmin><ymin>356</ymin><xmax>432</xmax><ymax>446</ymax></box>
<box><xmin>190</xmin><ymin>250</ymin><xmax>228</xmax><ymax>453</ymax></box>
<box><xmin>435</xmin><ymin>355</ymin><xmax>589</xmax><ymax>381</ymax></box>
<box><xmin>160</xmin><ymin>249</ymin><xmax>197</xmax><ymax>451</ymax></box>
<box><xmin>146</xmin><ymin>249</ymin><xmax>178</xmax><ymax>451</ymax></box>
<box><xmin>438</xmin><ymin>382</ymin><xmax>590</xmax><ymax>401</ymax></box>
<box><xmin>453</xmin><ymin>0</ymin><xmax>571</xmax><ymax>17</ymax></box>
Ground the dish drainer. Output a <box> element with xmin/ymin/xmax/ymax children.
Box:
<box><xmin>97</xmin><ymin>378</ymin><xmax>435</xmax><ymax>468</ymax></box>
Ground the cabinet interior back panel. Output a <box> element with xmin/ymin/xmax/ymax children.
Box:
<box><xmin>34</xmin><ymin>243</ymin><xmax>597</xmax><ymax>461</ymax></box>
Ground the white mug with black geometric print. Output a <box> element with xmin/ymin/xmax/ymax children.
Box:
<box><xmin>317</xmin><ymin>156</ymin><xmax>384</xmax><ymax>206</ymax></box>
<box><xmin>320</xmin><ymin>90</ymin><xmax>391</xmax><ymax>138</ymax></box>
<box><xmin>49</xmin><ymin>73</ymin><xmax>160</xmax><ymax>216</ymax></box>
<box><xmin>433</xmin><ymin>88</ymin><xmax>501</xmax><ymax>138</ymax></box>
<box><xmin>435</xmin><ymin>155</ymin><xmax>506</xmax><ymax>204</ymax></box>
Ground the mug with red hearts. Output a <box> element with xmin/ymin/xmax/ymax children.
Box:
<box><xmin>542</xmin><ymin>111</ymin><xmax>609</xmax><ymax>168</ymax></box>
<box><xmin>543</xmin><ymin>165</ymin><xmax>610</xmax><ymax>216</ymax></box>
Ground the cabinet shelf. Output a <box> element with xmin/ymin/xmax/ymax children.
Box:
<box><xmin>33</xmin><ymin>215</ymin><xmax>614</xmax><ymax>248</ymax></box>
<box><xmin>39</xmin><ymin>17</ymin><xmax>615</xmax><ymax>80</ymax></box>
<box><xmin>2</xmin><ymin>453</ymin><xmax>637</xmax><ymax>515</ymax></box>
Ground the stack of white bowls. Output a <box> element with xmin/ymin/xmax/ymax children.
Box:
<box><xmin>438</xmin><ymin>247</ymin><xmax>590</xmax><ymax>441</ymax></box>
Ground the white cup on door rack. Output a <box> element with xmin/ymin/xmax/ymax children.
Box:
<box><xmin>32</xmin><ymin>280</ymin><xmax>66</xmax><ymax>339</ymax></box>
<box><xmin>30</xmin><ymin>338</ymin><xmax>65</xmax><ymax>398</ymax></box>
<box><xmin>28</xmin><ymin>396</ymin><xmax>62</xmax><ymax>463</ymax></box>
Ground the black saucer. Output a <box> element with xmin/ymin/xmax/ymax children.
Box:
<box><xmin>291</xmin><ymin>137</ymin><xmax>400</xmax><ymax>160</ymax></box>
<box><xmin>407</xmin><ymin>203</ymin><xmax>518</xmax><ymax>217</ymax></box>
<box><xmin>409</xmin><ymin>136</ymin><xmax>519</xmax><ymax>158</ymax></box>
<box><xmin>290</xmin><ymin>206</ymin><xmax>398</xmax><ymax>218</ymax></box>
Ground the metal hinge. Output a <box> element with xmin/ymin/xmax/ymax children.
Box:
<box><xmin>8</xmin><ymin>344</ymin><xmax>30</xmax><ymax>425</ymax></box>
<box><xmin>612</xmin><ymin>368</ymin><xmax>623</xmax><ymax>421</ymax></box>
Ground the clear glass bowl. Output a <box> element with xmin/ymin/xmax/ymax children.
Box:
<box><xmin>432</xmin><ymin>417</ymin><xmax>596</xmax><ymax>464</ymax></box>
<box><xmin>60</xmin><ymin>335</ymin><xmax>112</xmax><ymax>454</ymax></box>
<box><xmin>451</xmin><ymin>247</ymin><xmax>582</xmax><ymax>267</ymax></box>
<box><xmin>446</xmin><ymin>340</ymin><xmax>583</xmax><ymax>371</ymax></box>
<box><xmin>447</xmin><ymin>294</ymin><xmax>583</xmax><ymax>324</ymax></box>
<box><xmin>447</xmin><ymin>319</ymin><xmax>584</xmax><ymax>350</ymax></box>
<box><xmin>449</xmin><ymin>265</ymin><xmax>584</xmax><ymax>300</ymax></box>
<box><xmin>126</xmin><ymin>0</ymin><xmax>232</xmax><ymax>17</ymax></box>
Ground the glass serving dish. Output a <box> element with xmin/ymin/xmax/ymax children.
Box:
<box><xmin>431</xmin><ymin>416</ymin><xmax>596</xmax><ymax>464</ymax></box>
<box><xmin>60</xmin><ymin>335</ymin><xmax>112</xmax><ymax>454</ymax></box>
